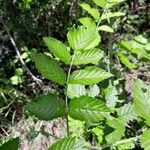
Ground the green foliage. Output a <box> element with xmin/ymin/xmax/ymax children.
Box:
<box><xmin>25</xmin><ymin>93</ymin><xmax>65</xmax><ymax>120</ymax></box>
<box><xmin>67</xmin><ymin>84</ymin><xmax>86</xmax><ymax>99</ymax></box>
<box><xmin>69</xmin><ymin>96</ymin><xmax>110</xmax><ymax>122</ymax></box>
<box><xmin>73</xmin><ymin>48</ymin><xmax>104</xmax><ymax>65</ymax></box>
<box><xmin>32</xmin><ymin>53</ymin><xmax>66</xmax><ymax>85</ymax></box>
<box><xmin>67</xmin><ymin>26</ymin><xmax>100</xmax><ymax>51</ymax></box>
<box><xmin>43</xmin><ymin>37</ymin><xmax>71</xmax><ymax>64</ymax></box>
<box><xmin>117</xmin><ymin>103</ymin><xmax>137</xmax><ymax>124</ymax></box>
<box><xmin>0</xmin><ymin>137</ymin><xmax>20</xmax><ymax>150</ymax></box>
<box><xmin>48</xmin><ymin>137</ymin><xmax>76</xmax><ymax>150</ymax></box>
<box><xmin>117</xmin><ymin>52</ymin><xmax>138</xmax><ymax>69</ymax></box>
<box><xmin>79</xmin><ymin>17</ymin><xmax>96</xmax><ymax>27</ymax></box>
<box><xmin>132</xmin><ymin>79</ymin><xmax>150</xmax><ymax>125</ymax></box>
<box><xmin>69</xmin><ymin>66</ymin><xmax>113</xmax><ymax>85</ymax></box>
<box><xmin>105</xmin><ymin>119</ymin><xmax>125</xmax><ymax>144</ymax></box>
<box><xmin>80</xmin><ymin>3</ymin><xmax>100</xmax><ymax>20</ymax></box>
<box><xmin>6</xmin><ymin>0</ymin><xmax>148</xmax><ymax>149</ymax></box>
<box><xmin>141</xmin><ymin>129</ymin><xmax>150</xmax><ymax>150</ymax></box>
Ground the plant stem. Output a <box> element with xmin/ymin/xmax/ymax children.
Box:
<box><xmin>65</xmin><ymin>52</ymin><xmax>76</xmax><ymax>137</ymax></box>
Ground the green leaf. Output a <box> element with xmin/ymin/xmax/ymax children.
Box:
<box><xmin>117</xmin><ymin>52</ymin><xmax>138</xmax><ymax>69</ymax></box>
<box><xmin>101</xmin><ymin>12</ymin><xmax>125</xmax><ymax>20</ymax></box>
<box><xmin>92</xmin><ymin>0</ymin><xmax>107</xmax><ymax>8</ymax></box>
<box><xmin>73</xmin><ymin>48</ymin><xmax>104</xmax><ymax>65</ymax></box>
<box><xmin>25</xmin><ymin>93</ymin><xmax>65</xmax><ymax>120</ymax></box>
<box><xmin>69</xmin><ymin>96</ymin><xmax>110</xmax><ymax>122</ymax></box>
<box><xmin>117</xmin><ymin>103</ymin><xmax>138</xmax><ymax>124</ymax></box>
<box><xmin>48</xmin><ymin>137</ymin><xmax>76</xmax><ymax>150</ymax></box>
<box><xmin>67</xmin><ymin>26</ymin><xmax>101</xmax><ymax>51</ymax></box>
<box><xmin>0</xmin><ymin>137</ymin><xmax>20</xmax><ymax>150</ymax></box>
<box><xmin>98</xmin><ymin>25</ymin><xmax>114</xmax><ymax>33</ymax></box>
<box><xmin>88</xmin><ymin>84</ymin><xmax>100</xmax><ymax>97</ymax></box>
<box><xmin>69</xmin><ymin>116</ymin><xmax>85</xmax><ymax>137</ymax></box>
<box><xmin>134</xmin><ymin>35</ymin><xmax>148</xmax><ymax>44</ymax></box>
<box><xmin>106</xmin><ymin>0</ymin><xmax>125</xmax><ymax>9</ymax></box>
<box><xmin>80</xmin><ymin>3</ymin><xmax>100</xmax><ymax>19</ymax></box>
<box><xmin>69</xmin><ymin>66</ymin><xmax>113</xmax><ymax>85</ymax></box>
<box><xmin>105</xmin><ymin>119</ymin><xmax>125</xmax><ymax>144</ymax></box>
<box><xmin>105</xmin><ymin>85</ymin><xmax>118</xmax><ymax>108</ymax></box>
<box><xmin>43</xmin><ymin>37</ymin><xmax>71</xmax><ymax>64</ymax></box>
<box><xmin>141</xmin><ymin>129</ymin><xmax>150</xmax><ymax>150</ymax></box>
<box><xmin>132</xmin><ymin>79</ymin><xmax>150</xmax><ymax>125</ymax></box>
<box><xmin>67</xmin><ymin>84</ymin><xmax>86</xmax><ymax>99</ymax></box>
<box><xmin>79</xmin><ymin>17</ymin><xmax>96</xmax><ymax>27</ymax></box>
<box><xmin>32</xmin><ymin>53</ymin><xmax>66</xmax><ymax>85</ymax></box>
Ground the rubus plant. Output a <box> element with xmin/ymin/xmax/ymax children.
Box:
<box><xmin>1</xmin><ymin>0</ymin><xmax>150</xmax><ymax>150</ymax></box>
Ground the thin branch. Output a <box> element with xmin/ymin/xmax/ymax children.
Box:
<box><xmin>1</xmin><ymin>18</ymin><xmax>43</xmax><ymax>85</ymax></box>
<box><xmin>65</xmin><ymin>52</ymin><xmax>76</xmax><ymax>137</ymax></box>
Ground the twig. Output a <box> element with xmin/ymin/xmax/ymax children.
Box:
<box><xmin>1</xmin><ymin>18</ymin><xmax>43</xmax><ymax>85</ymax></box>
<box><xmin>0</xmin><ymin>100</ymin><xmax>14</xmax><ymax>113</ymax></box>
<box><xmin>65</xmin><ymin>52</ymin><xmax>76</xmax><ymax>137</ymax></box>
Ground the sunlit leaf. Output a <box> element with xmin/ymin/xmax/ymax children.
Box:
<box><xmin>69</xmin><ymin>96</ymin><xmax>110</xmax><ymax>122</ymax></box>
<box><xmin>80</xmin><ymin>3</ymin><xmax>100</xmax><ymax>19</ymax></box>
<box><xmin>67</xmin><ymin>26</ymin><xmax>101</xmax><ymax>51</ymax></box>
<box><xmin>73</xmin><ymin>48</ymin><xmax>104</xmax><ymax>65</ymax></box>
<box><xmin>43</xmin><ymin>37</ymin><xmax>71</xmax><ymax>64</ymax></box>
<box><xmin>69</xmin><ymin>66</ymin><xmax>113</xmax><ymax>85</ymax></box>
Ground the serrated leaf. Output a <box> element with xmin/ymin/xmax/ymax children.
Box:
<box><xmin>69</xmin><ymin>66</ymin><xmax>113</xmax><ymax>85</ymax></box>
<box><xmin>69</xmin><ymin>96</ymin><xmax>110</xmax><ymax>122</ymax></box>
<box><xmin>132</xmin><ymin>79</ymin><xmax>150</xmax><ymax>125</ymax></box>
<box><xmin>117</xmin><ymin>52</ymin><xmax>138</xmax><ymax>69</ymax></box>
<box><xmin>134</xmin><ymin>35</ymin><xmax>148</xmax><ymax>44</ymax></box>
<box><xmin>73</xmin><ymin>48</ymin><xmax>104</xmax><ymax>65</ymax></box>
<box><xmin>80</xmin><ymin>3</ymin><xmax>100</xmax><ymax>19</ymax></box>
<box><xmin>141</xmin><ymin>129</ymin><xmax>150</xmax><ymax>150</ymax></box>
<box><xmin>25</xmin><ymin>94</ymin><xmax>65</xmax><ymax>120</ymax></box>
<box><xmin>98</xmin><ymin>25</ymin><xmax>114</xmax><ymax>33</ymax></box>
<box><xmin>117</xmin><ymin>103</ymin><xmax>138</xmax><ymax>124</ymax></box>
<box><xmin>79</xmin><ymin>17</ymin><xmax>96</xmax><ymax>27</ymax></box>
<box><xmin>43</xmin><ymin>37</ymin><xmax>71</xmax><ymax>64</ymax></box>
<box><xmin>92</xmin><ymin>0</ymin><xmax>107</xmax><ymax>8</ymax></box>
<box><xmin>67</xmin><ymin>26</ymin><xmax>101</xmax><ymax>51</ymax></box>
<box><xmin>106</xmin><ymin>0</ymin><xmax>125</xmax><ymax>9</ymax></box>
<box><xmin>48</xmin><ymin>137</ymin><xmax>76</xmax><ymax>150</ymax></box>
<box><xmin>69</xmin><ymin>116</ymin><xmax>85</xmax><ymax>137</ymax></box>
<box><xmin>115</xmin><ymin>140</ymin><xmax>135</xmax><ymax>150</ymax></box>
<box><xmin>101</xmin><ymin>12</ymin><xmax>125</xmax><ymax>20</ymax></box>
<box><xmin>0</xmin><ymin>137</ymin><xmax>20</xmax><ymax>150</ymax></box>
<box><xmin>105</xmin><ymin>119</ymin><xmax>125</xmax><ymax>144</ymax></box>
<box><xmin>88</xmin><ymin>84</ymin><xmax>100</xmax><ymax>97</ymax></box>
<box><xmin>32</xmin><ymin>53</ymin><xmax>66</xmax><ymax>85</ymax></box>
<box><xmin>105</xmin><ymin>85</ymin><xmax>118</xmax><ymax>108</ymax></box>
<box><xmin>67</xmin><ymin>84</ymin><xmax>86</xmax><ymax>99</ymax></box>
